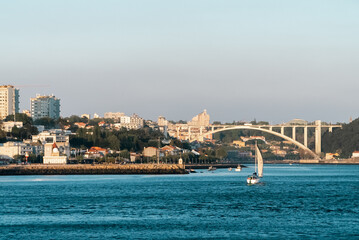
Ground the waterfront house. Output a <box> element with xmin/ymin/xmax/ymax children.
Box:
<box><xmin>143</xmin><ymin>147</ymin><xmax>158</xmax><ymax>157</ymax></box>
<box><xmin>352</xmin><ymin>151</ymin><xmax>359</xmax><ymax>158</ymax></box>
<box><xmin>84</xmin><ymin>147</ymin><xmax>108</xmax><ymax>159</ymax></box>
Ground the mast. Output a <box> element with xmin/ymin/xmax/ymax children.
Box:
<box><xmin>255</xmin><ymin>141</ymin><xmax>257</xmax><ymax>173</ymax></box>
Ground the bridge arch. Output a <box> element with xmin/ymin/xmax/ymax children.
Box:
<box><xmin>204</xmin><ymin>126</ymin><xmax>320</xmax><ymax>159</ymax></box>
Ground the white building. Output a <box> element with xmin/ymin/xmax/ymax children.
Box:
<box><xmin>31</xmin><ymin>94</ymin><xmax>60</xmax><ymax>120</ymax></box>
<box><xmin>0</xmin><ymin>85</ymin><xmax>20</xmax><ymax>120</ymax></box>
<box><xmin>43</xmin><ymin>143</ymin><xmax>67</xmax><ymax>164</ymax></box>
<box><xmin>158</xmin><ymin>116</ymin><xmax>168</xmax><ymax>126</ymax></box>
<box><xmin>120</xmin><ymin>116</ymin><xmax>131</xmax><ymax>124</ymax></box>
<box><xmin>113</xmin><ymin>123</ymin><xmax>142</xmax><ymax>130</ymax></box>
<box><xmin>0</xmin><ymin>142</ymin><xmax>33</xmax><ymax>159</ymax></box>
<box><xmin>31</xmin><ymin>130</ymin><xmax>71</xmax><ymax>158</ymax></box>
<box><xmin>130</xmin><ymin>114</ymin><xmax>144</xmax><ymax>127</ymax></box>
<box><xmin>1</xmin><ymin>121</ymin><xmax>23</xmax><ymax>132</ymax></box>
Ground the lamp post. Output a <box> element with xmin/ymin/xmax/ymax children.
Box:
<box><xmin>25</xmin><ymin>152</ymin><xmax>29</xmax><ymax>164</ymax></box>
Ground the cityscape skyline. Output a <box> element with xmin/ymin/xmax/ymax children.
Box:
<box><xmin>2</xmin><ymin>1</ymin><xmax>358</xmax><ymax>123</ymax></box>
<box><xmin>1</xmin><ymin>85</ymin><xmax>355</xmax><ymax>124</ymax></box>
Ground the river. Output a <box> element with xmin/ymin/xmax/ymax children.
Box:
<box><xmin>0</xmin><ymin>164</ymin><xmax>358</xmax><ymax>239</ymax></box>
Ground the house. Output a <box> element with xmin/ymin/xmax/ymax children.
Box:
<box><xmin>74</xmin><ymin>122</ymin><xmax>87</xmax><ymax>128</ymax></box>
<box><xmin>352</xmin><ymin>151</ymin><xmax>359</xmax><ymax>158</ymax></box>
<box><xmin>143</xmin><ymin>147</ymin><xmax>158</xmax><ymax>157</ymax></box>
<box><xmin>161</xmin><ymin>145</ymin><xmax>180</xmax><ymax>156</ymax></box>
<box><xmin>84</xmin><ymin>147</ymin><xmax>108</xmax><ymax>159</ymax></box>
<box><xmin>0</xmin><ymin>142</ymin><xmax>34</xmax><ymax>159</ymax></box>
<box><xmin>326</xmin><ymin>153</ymin><xmax>339</xmax><ymax>160</ymax></box>
<box><xmin>130</xmin><ymin>152</ymin><xmax>141</xmax><ymax>162</ymax></box>
<box><xmin>232</xmin><ymin>140</ymin><xmax>245</xmax><ymax>148</ymax></box>
<box><xmin>98</xmin><ymin>121</ymin><xmax>106</xmax><ymax>127</ymax></box>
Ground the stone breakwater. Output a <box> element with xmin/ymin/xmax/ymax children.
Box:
<box><xmin>0</xmin><ymin>164</ymin><xmax>187</xmax><ymax>175</ymax></box>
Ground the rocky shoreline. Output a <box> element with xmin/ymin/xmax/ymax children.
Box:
<box><xmin>0</xmin><ymin>164</ymin><xmax>187</xmax><ymax>175</ymax></box>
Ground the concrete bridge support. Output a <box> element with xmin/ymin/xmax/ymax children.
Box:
<box><xmin>315</xmin><ymin>120</ymin><xmax>322</xmax><ymax>155</ymax></box>
<box><xmin>188</xmin><ymin>127</ymin><xmax>192</xmax><ymax>141</ymax></box>
<box><xmin>292</xmin><ymin>127</ymin><xmax>296</xmax><ymax>141</ymax></box>
<box><xmin>304</xmin><ymin>126</ymin><xmax>308</xmax><ymax>147</ymax></box>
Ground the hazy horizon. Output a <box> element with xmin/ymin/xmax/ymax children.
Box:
<box><xmin>2</xmin><ymin>0</ymin><xmax>358</xmax><ymax>123</ymax></box>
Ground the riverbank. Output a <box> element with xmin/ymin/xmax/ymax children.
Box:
<box><xmin>264</xmin><ymin>158</ymin><xmax>359</xmax><ymax>165</ymax></box>
<box><xmin>0</xmin><ymin>164</ymin><xmax>187</xmax><ymax>175</ymax></box>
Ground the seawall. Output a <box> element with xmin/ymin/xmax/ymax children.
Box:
<box><xmin>0</xmin><ymin>164</ymin><xmax>187</xmax><ymax>175</ymax></box>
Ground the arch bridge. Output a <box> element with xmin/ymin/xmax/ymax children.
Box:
<box><xmin>180</xmin><ymin>121</ymin><xmax>342</xmax><ymax>159</ymax></box>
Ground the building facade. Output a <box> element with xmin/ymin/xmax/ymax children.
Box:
<box><xmin>31</xmin><ymin>94</ymin><xmax>60</xmax><ymax>120</ymax></box>
<box><xmin>0</xmin><ymin>142</ymin><xmax>34</xmax><ymax>159</ymax></box>
<box><xmin>104</xmin><ymin>112</ymin><xmax>125</xmax><ymax>121</ymax></box>
<box><xmin>31</xmin><ymin>130</ymin><xmax>71</xmax><ymax>158</ymax></box>
<box><xmin>0</xmin><ymin>85</ymin><xmax>20</xmax><ymax>120</ymax></box>
<box><xmin>188</xmin><ymin>109</ymin><xmax>210</xmax><ymax>127</ymax></box>
<box><xmin>1</xmin><ymin>121</ymin><xmax>23</xmax><ymax>132</ymax></box>
<box><xmin>43</xmin><ymin>143</ymin><xmax>67</xmax><ymax>164</ymax></box>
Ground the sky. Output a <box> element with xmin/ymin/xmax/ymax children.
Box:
<box><xmin>1</xmin><ymin>0</ymin><xmax>358</xmax><ymax>124</ymax></box>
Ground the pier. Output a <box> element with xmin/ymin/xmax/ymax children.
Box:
<box><xmin>0</xmin><ymin>164</ymin><xmax>187</xmax><ymax>175</ymax></box>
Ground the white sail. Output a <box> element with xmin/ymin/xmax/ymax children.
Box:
<box><xmin>256</xmin><ymin>144</ymin><xmax>263</xmax><ymax>178</ymax></box>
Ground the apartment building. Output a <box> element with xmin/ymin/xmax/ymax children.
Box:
<box><xmin>0</xmin><ymin>85</ymin><xmax>19</xmax><ymax>120</ymax></box>
<box><xmin>30</xmin><ymin>94</ymin><xmax>60</xmax><ymax>120</ymax></box>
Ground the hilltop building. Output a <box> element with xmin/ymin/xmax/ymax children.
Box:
<box><xmin>158</xmin><ymin>116</ymin><xmax>168</xmax><ymax>126</ymax></box>
<box><xmin>0</xmin><ymin>85</ymin><xmax>20</xmax><ymax>120</ymax></box>
<box><xmin>1</xmin><ymin>121</ymin><xmax>23</xmax><ymax>132</ymax></box>
<box><xmin>81</xmin><ymin>114</ymin><xmax>90</xmax><ymax>119</ymax></box>
<box><xmin>112</xmin><ymin>114</ymin><xmax>144</xmax><ymax>130</ymax></box>
<box><xmin>30</xmin><ymin>94</ymin><xmax>60</xmax><ymax>120</ymax></box>
<box><xmin>22</xmin><ymin>110</ymin><xmax>31</xmax><ymax>117</ymax></box>
<box><xmin>166</xmin><ymin>110</ymin><xmax>212</xmax><ymax>142</ymax></box>
<box><xmin>188</xmin><ymin>109</ymin><xmax>210</xmax><ymax>127</ymax></box>
<box><xmin>104</xmin><ymin>112</ymin><xmax>125</xmax><ymax>121</ymax></box>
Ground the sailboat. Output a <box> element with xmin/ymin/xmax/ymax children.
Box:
<box><xmin>235</xmin><ymin>164</ymin><xmax>242</xmax><ymax>172</ymax></box>
<box><xmin>247</xmin><ymin>142</ymin><xmax>263</xmax><ymax>184</ymax></box>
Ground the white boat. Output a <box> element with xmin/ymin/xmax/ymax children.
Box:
<box><xmin>247</xmin><ymin>142</ymin><xmax>263</xmax><ymax>185</ymax></box>
<box><xmin>208</xmin><ymin>166</ymin><xmax>216</xmax><ymax>171</ymax></box>
<box><xmin>235</xmin><ymin>165</ymin><xmax>242</xmax><ymax>172</ymax></box>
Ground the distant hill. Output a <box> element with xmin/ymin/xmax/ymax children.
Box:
<box><xmin>322</xmin><ymin>118</ymin><xmax>359</xmax><ymax>158</ymax></box>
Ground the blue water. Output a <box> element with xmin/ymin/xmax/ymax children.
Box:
<box><xmin>0</xmin><ymin>165</ymin><xmax>358</xmax><ymax>239</ymax></box>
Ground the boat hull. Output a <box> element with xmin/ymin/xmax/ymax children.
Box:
<box><xmin>247</xmin><ymin>178</ymin><xmax>260</xmax><ymax>184</ymax></box>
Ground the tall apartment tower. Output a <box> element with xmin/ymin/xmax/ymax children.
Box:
<box><xmin>0</xmin><ymin>85</ymin><xmax>20</xmax><ymax>120</ymax></box>
<box><xmin>31</xmin><ymin>94</ymin><xmax>60</xmax><ymax>120</ymax></box>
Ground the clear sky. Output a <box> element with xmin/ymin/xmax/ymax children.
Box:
<box><xmin>1</xmin><ymin>0</ymin><xmax>358</xmax><ymax>123</ymax></box>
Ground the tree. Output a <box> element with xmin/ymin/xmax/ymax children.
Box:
<box><xmin>34</xmin><ymin>117</ymin><xmax>56</xmax><ymax>129</ymax></box>
<box><xmin>108</xmin><ymin>135</ymin><xmax>121</xmax><ymax>150</ymax></box>
<box><xmin>4</xmin><ymin>113</ymin><xmax>33</xmax><ymax>125</ymax></box>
